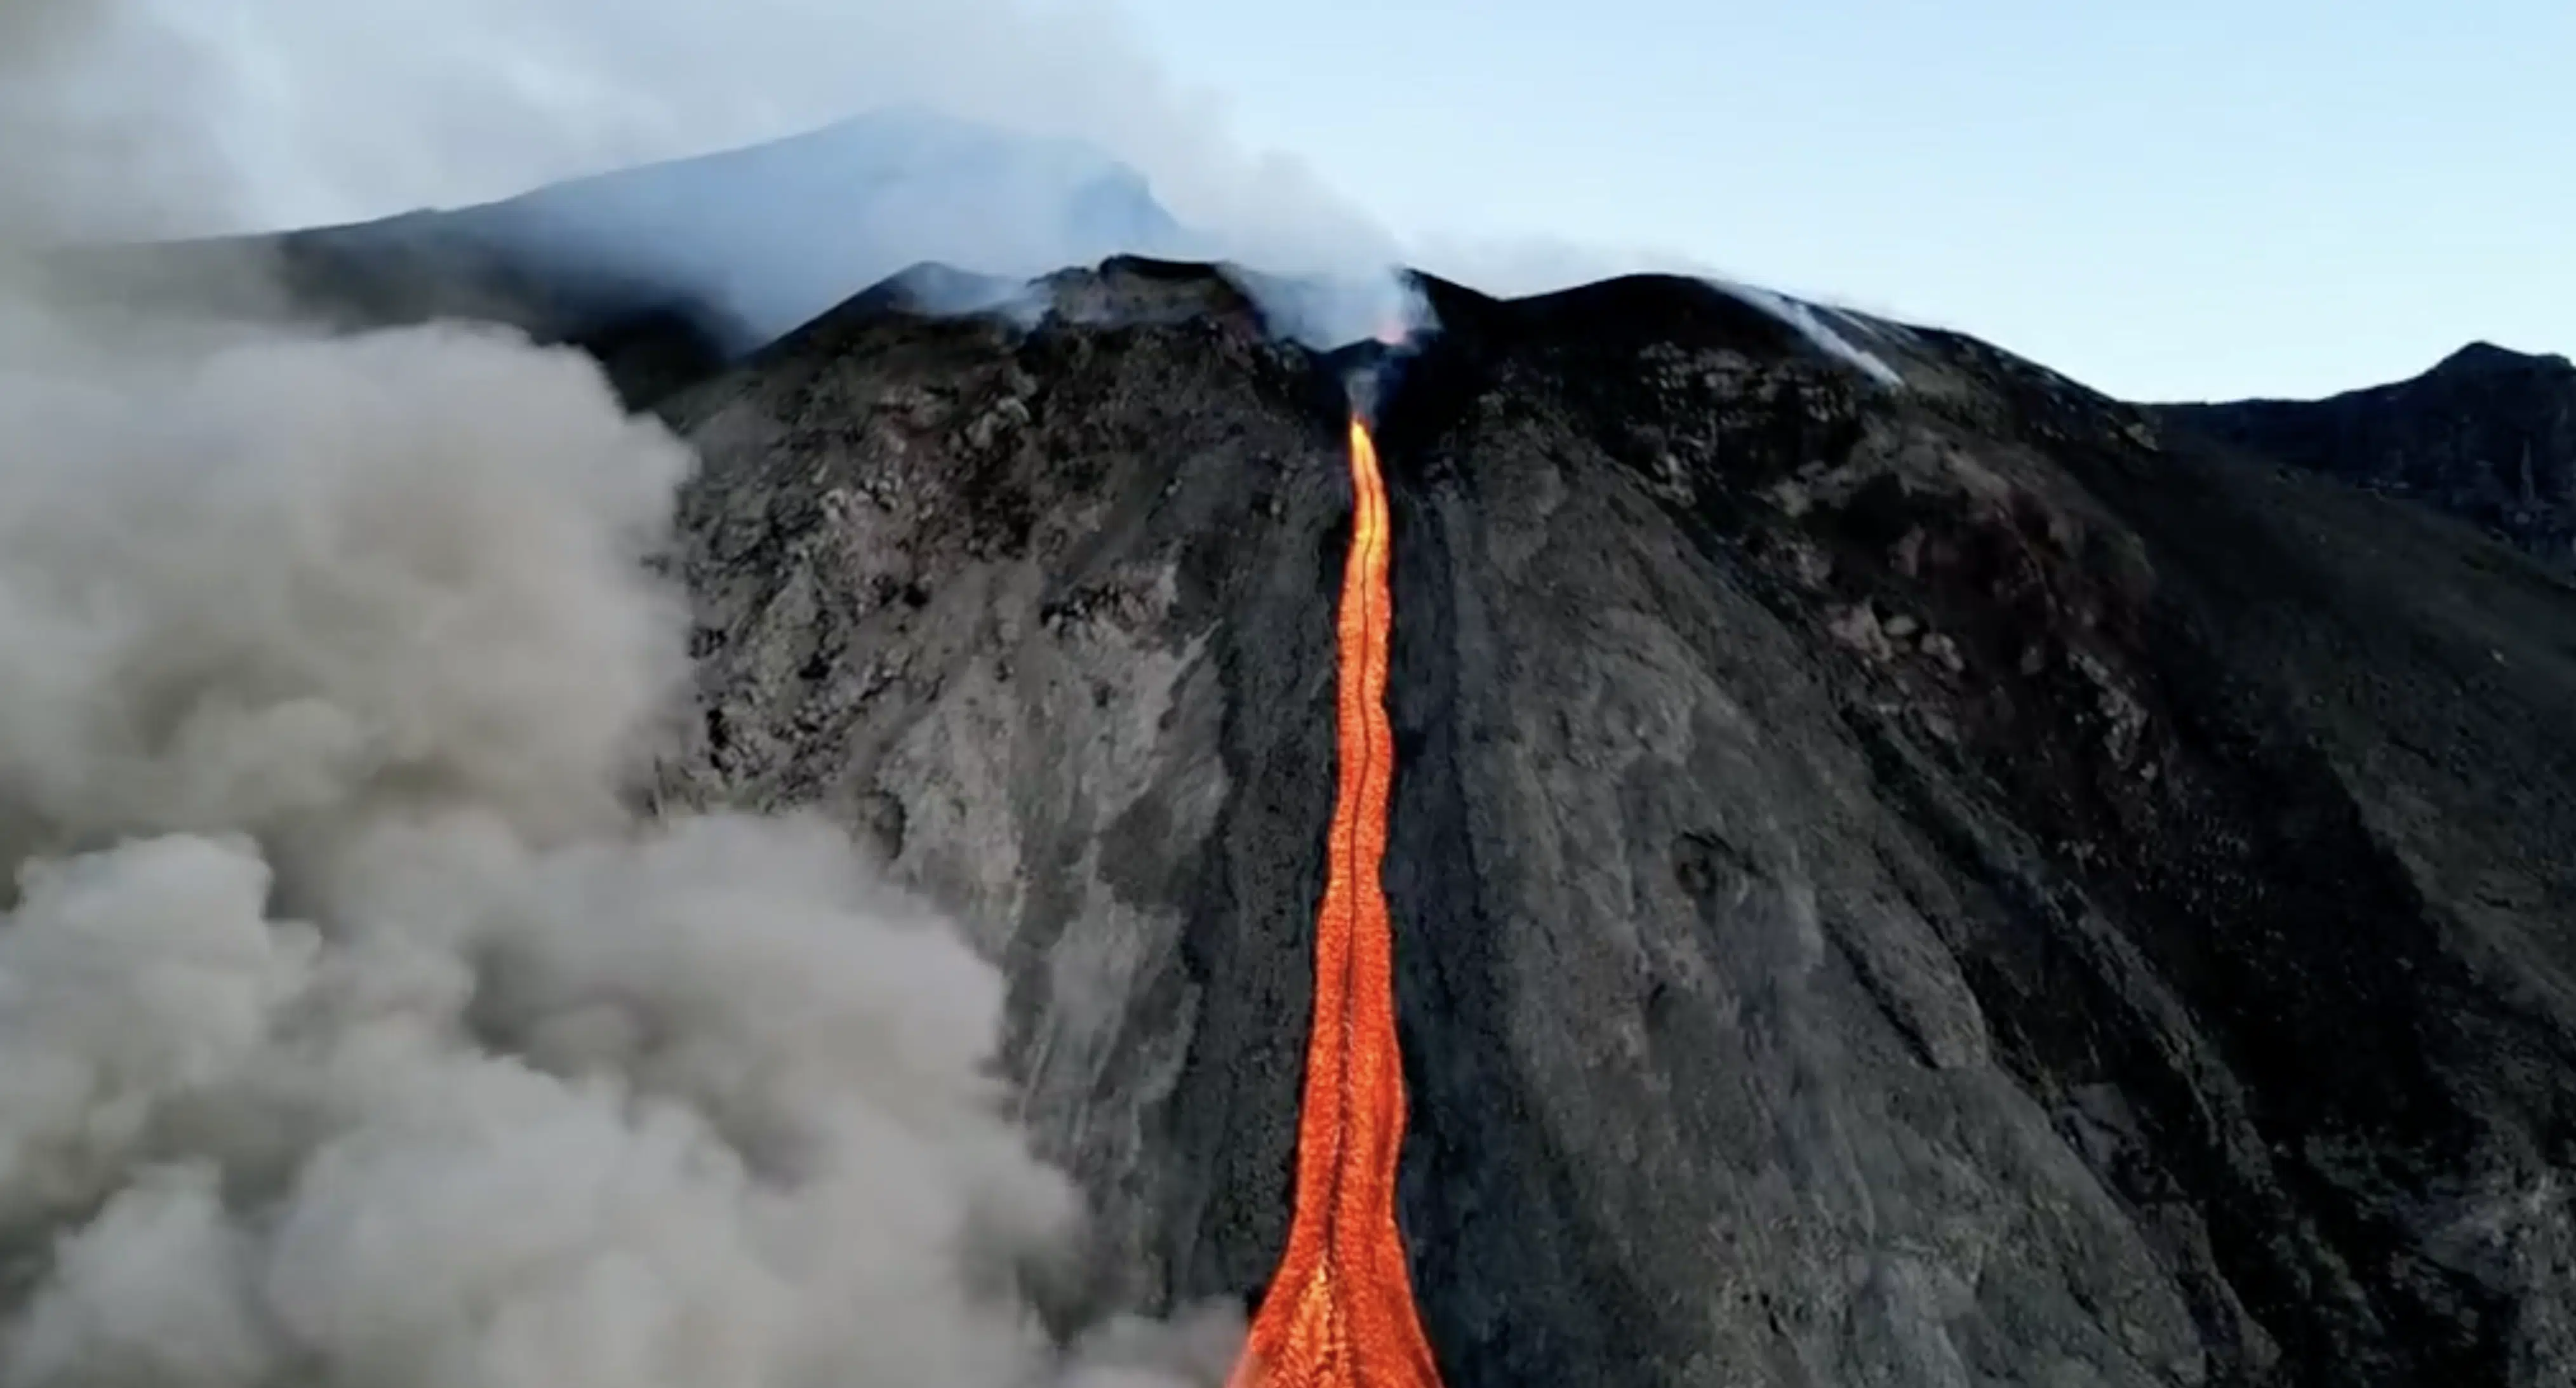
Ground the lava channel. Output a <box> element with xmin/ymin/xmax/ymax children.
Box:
<box><xmin>1228</xmin><ymin>415</ymin><xmax>1443</xmax><ymax>1388</ymax></box>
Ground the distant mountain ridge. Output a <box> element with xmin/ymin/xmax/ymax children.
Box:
<box><xmin>32</xmin><ymin>106</ymin><xmax>1199</xmax><ymax>401</ymax></box>
<box><xmin>384</xmin><ymin>105</ymin><xmax>1192</xmax><ymax>349</ymax></box>
<box><xmin>42</xmin><ymin>106</ymin><xmax>1933</xmax><ymax>401</ymax></box>
<box><xmin>2154</xmin><ymin>343</ymin><xmax>2576</xmax><ymax>564</ymax></box>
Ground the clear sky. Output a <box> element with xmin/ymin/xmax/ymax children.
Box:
<box><xmin>1116</xmin><ymin>1</ymin><xmax>2569</xmax><ymax>402</ymax></box>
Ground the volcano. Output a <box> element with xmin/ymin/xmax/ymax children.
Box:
<box><xmin>640</xmin><ymin>258</ymin><xmax>2576</xmax><ymax>1387</ymax></box>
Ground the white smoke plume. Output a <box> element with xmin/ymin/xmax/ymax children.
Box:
<box><xmin>0</xmin><ymin>4</ymin><xmax>1234</xmax><ymax>1385</ymax></box>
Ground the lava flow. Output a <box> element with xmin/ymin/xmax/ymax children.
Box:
<box><xmin>1228</xmin><ymin>413</ymin><xmax>1443</xmax><ymax>1388</ymax></box>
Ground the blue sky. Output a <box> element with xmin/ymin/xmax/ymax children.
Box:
<box><xmin>1118</xmin><ymin>1</ymin><xmax>2569</xmax><ymax>401</ymax></box>
<box><xmin>49</xmin><ymin>1</ymin><xmax>2565</xmax><ymax>403</ymax></box>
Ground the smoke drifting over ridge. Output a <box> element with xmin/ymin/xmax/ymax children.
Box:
<box><xmin>129</xmin><ymin>0</ymin><xmax>1380</xmax><ymax>251</ymax></box>
<box><xmin>0</xmin><ymin>5</ymin><xmax>1234</xmax><ymax>1387</ymax></box>
<box><xmin>32</xmin><ymin>0</ymin><xmax>1421</xmax><ymax>345</ymax></box>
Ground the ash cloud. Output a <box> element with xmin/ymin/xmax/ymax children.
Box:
<box><xmin>0</xmin><ymin>5</ymin><xmax>1232</xmax><ymax>1386</ymax></box>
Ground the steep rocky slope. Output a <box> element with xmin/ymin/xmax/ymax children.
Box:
<box><xmin>2155</xmin><ymin>344</ymin><xmax>2576</xmax><ymax>566</ymax></box>
<box><xmin>648</xmin><ymin>259</ymin><xmax>2576</xmax><ymax>1387</ymax></box>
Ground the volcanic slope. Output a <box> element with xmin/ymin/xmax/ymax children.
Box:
<box><xmin>653</xmin><ymin>260</ymin><xmax>2576</xmax><ymax>1388</ymax></box>
<box><xmin>2153</xmin><ymin>343</ymin><xmax>2576</xmax><ymax>569</ymax></box>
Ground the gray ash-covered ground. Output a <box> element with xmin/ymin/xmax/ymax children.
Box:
<box><xmin>625</xmin><ymin>258</ymin><xmax>2576</xmax><ymax>1387</ymax></box>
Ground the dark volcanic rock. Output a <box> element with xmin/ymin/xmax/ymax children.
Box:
<box><xmin>2154</xmin><ymin>344</ymin><xmax>2576</xmax><ymax>566</ymax></box>
<box><xmin>654</xmin><ymin>260</ymin><xmax>2576</xmax><ymax>1387</ymax></box>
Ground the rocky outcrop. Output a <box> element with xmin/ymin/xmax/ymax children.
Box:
<box><xmin>651</xmin><ymin>260</ymin><xmax>2576</xmax><ymax>1387</ymax></box>
<box><xmin>2154</xmin><ymin>343</ymin><xmax>2576</xmax><ymax>566</ymax></box>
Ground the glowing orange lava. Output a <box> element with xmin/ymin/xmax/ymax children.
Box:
<box><xmin>1228</xmin><ymin>416</ymin><xmax>1443</xmax><ymax>1388</ymax></box>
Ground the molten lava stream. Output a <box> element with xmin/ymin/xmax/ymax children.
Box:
<box><xmin>1229</xmin><ymin>417</ymin><xmax>1444</xmax><ymax>1388</ymax></box>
